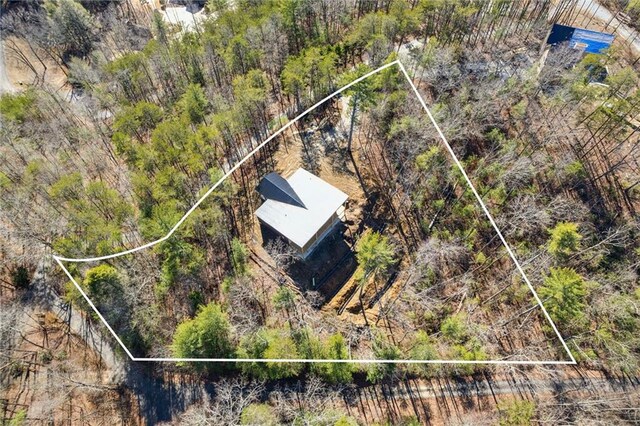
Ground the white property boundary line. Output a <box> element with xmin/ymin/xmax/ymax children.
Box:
<box><xmin>53</xmin><ymin>60</ymin><xmax>577</xmax><ymax>365</ymax></box>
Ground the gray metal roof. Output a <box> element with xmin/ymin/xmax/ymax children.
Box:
<box><xmin>255</xmin><ymin>168</ymin><xmax>348</xmax><ymax>248</ymax></box>
<box><xmin>257</xmin><ymin>172</ymin><xmax>306</xmax><ymax>208</ymax></box>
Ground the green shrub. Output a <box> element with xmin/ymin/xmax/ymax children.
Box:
<box><xmin>441</xmin><ymin>313</ymin><xmax>468</xmax><ymax>343</ymax></box>
<box><xmin>548</xmin><ymin>222</ymin><xmax>582</xmax><ymax>257</ymax></box>
<box><xmin>240</xmin><ymin>403</ymin><xmax>278</xmax><ymax>425</ymax></box>
<box><xmin>334</xmin><ymin>415</ymin><xmax>359</xmax><ymax>426</ymax></box>
<box><xmin>498</xmin><ymin>400</ymin><xmax>535</xmax><ymax>426</ymax></box>
<box><xmin>565</xmin><ymin>160</ymin><xmax>586</xmax><ymax>182</ymax></box>
<box><xmin>8</xmin><ymin>409</ymin><xmax>27</xmax><ymax>426</ymax></box>
<box><xmin>0</xmin><ymin>91</ymin><xmax>35</xmax><ymax>123</ymax></box>
<box><xmin>511</xmin><ymin>99</ymin><xmax>527</xmax><ymax>119</ymax></box>
<box><xmin>172</xmin><ymin>302</ymin><xmax>234</xmax><ymax>369</ymax></box>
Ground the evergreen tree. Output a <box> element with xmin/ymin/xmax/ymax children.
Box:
<box><xmin>548</xmin><ymin>222</ymin><xmax>582</xmax><ymax>257</ymax></box>
<box><xmin>230</xmin><ymin>237</ymin><xmax>249</xmax><ymax>276</ymax></box>
<box><xmin>172</xmin><ymin>302</ymin><xmax>235</xmax><ymax>365</ymax></box>
<box><xmin>355</xmin><ymin>231</ymin><xmax>396</xmax><ymax>326</ymax></box>
<box><xmin>539</xmin><ymin>267</ymin><xmax>587</xmax><ymax>326</ymax></box>
<box><xmin>47</xmin><ymin>0</ymin><xmax>96</xmax><ymax>59</ymax></box>
<box><xmin>83</xmin><ymin>264</ymin><xmax>123</xmax><ymax>306</ymax></box>
<box><xmin>321</xmin><ymin>333</ymin><xmax>353</xmax><ymax>383</ymax></box>
<box><xmin>237</xmin><ymin>328</ymin><xmax>303</xmax><ymax>379</ymax></box>
<box><xmin>180</xmin><ymin>84</ymin><xmax>209</xmax><ymax>126</ymax></box>
<box><xmin>356</xmin><ymin>231</ymin><xmax>396</xmax><ymax>277</ymax></box>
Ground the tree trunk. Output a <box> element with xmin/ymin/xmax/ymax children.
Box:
<box><xmin>358</xmin><ymin>274</ymin><xmax>369</xmax><ymax>328</ymax></box>
<box><xmin>347</xmin><ymin>94</ymin><xmax>369</xmax><ymax>198</ymax></box>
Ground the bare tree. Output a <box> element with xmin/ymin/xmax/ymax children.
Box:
<box><xmin>265</xmin><ymin>238</ymin><xmax>296</xmax><ymax>286</ymax></box>
<box><xmin>271</xmin><ymin>377</ymin><xmax>344</xmax><ymax>424</ymax></box>
<box><xmin>180</xmin><ymin>379</ymin><xmax>265</xmax><ymax>426</ymax></box>
<box><xmin>227</xmin><ymin>276</ymin><xmax>267</xmax><ymax>336</ymax></box>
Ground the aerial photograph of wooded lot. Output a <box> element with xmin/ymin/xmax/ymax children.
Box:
<box><xmin>1</xmin><ymin>0</ymin><xmax>639</xmax><ymax>424</ymax></box>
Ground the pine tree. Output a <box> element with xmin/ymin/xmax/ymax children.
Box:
<box><xmin>539</xmin><ymin>267</ymin><xmax>587</xmax><ymax>326</ymax></box>
<box><xmin>180</xmin><ymin>84</ymin><xmax>209</xmax><ymax>126</ymax></box>
<box><xmin>355</xmin><ymin>231</ymin><xmax>396</xmax><ymax>326</ymax></box>
<box><xmin>548</xmin><ymin>222</ymin><xmax>582</xmax><ymax>257</ymax></box>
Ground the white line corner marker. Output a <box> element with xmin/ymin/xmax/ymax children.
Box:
<box><xmin>53</xmin><ymin>60</ymin><xmax>576</xmax><ymax>365</ymax></box>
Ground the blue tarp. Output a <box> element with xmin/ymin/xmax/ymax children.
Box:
<box><xmin>547</xmin><ymin>24</ymin><xmax>615</xmax><ymax>54</ymax></box>
<box><xmin>571</xmin><ymin>28</ymin><xmax>615</xmax><ymax>53</ymax></box>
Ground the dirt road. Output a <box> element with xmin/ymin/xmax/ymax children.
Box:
<box><xmin>19</xmin><ymin>260</ymin><xmax>640</xmax><ymax>424</ymax></box>
<box><xmin>575</xmin><ymin>0</ymin><xmax>640</xmax><ymax>54</ymax></box>
<box><xmin>349</xmin><ymin>371</ymin><xmax>640</xmax><ymax>424</ymax></box>
<box><xmin>29</xmin><ymin>259</ymin><xmax>125</xmax><ymax>380</ymax></box>
<box><xmin>0</xmin><ymin>39</ymin><xmax>14</xmax><ymax>94</ymax></box>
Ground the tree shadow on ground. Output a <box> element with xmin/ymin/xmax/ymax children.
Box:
<box><xmin>123</xmin><ymin>363</ymin><xmax>216</xmax><ymax>425</ymax></box>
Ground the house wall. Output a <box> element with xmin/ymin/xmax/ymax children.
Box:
<box><xmin>300</xmin><ymin>212</ymin><xmax>340</xmax><ymax>257</ymax></box>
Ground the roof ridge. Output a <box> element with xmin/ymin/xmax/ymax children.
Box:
<box><xmin>258</xmin><ymin>171</ymin><xmax>306</xmax><ymax>208</ymax></box>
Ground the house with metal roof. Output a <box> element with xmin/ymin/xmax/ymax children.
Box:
<box><xmin>255</xmin><ymin>168</ymin><xmax>348</xmax><ymax>259</ymax></box>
